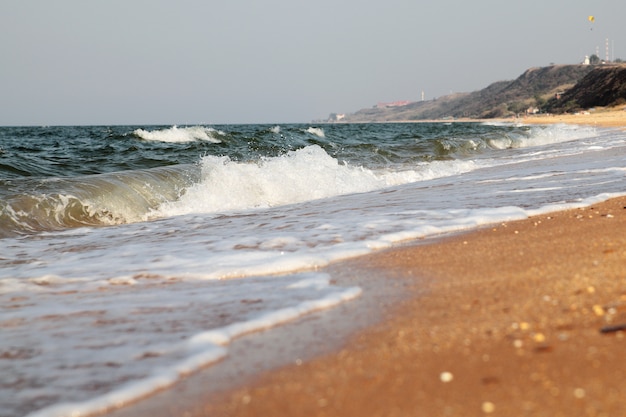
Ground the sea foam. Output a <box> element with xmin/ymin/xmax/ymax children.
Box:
<box><xmin>22</xmin><ymin>273</ymin><xmax>361</xmax><ymax>417</ymax></box>
<box><xmin>150</xmin><ymin>145</ymin><xmax>482</xmax><ymax>218</ymax></box>
<box><xmin>133</xmin><ymin>125</ymin><xmax>223</xmax><ymax>143</ymax></box>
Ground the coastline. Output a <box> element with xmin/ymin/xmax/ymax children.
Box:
<box><xmin>197</xmin><ymin>196</ymin><xmax>626</xmax><ymax>417</ymax></box>
<box><xmin>102</xmin><ymin>114</ymin><xmax>626</xmax><ymax>417</ymax></box>
<box><xmin>325</xmin><ymin>105</ymin><xmax>626</xmax><ymax>128</ymax></box>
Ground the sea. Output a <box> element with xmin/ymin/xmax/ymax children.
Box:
<box><xmin>1</xmin><ymin>122</ymin><xmax>626</xmax><ymax>417</ymax></box>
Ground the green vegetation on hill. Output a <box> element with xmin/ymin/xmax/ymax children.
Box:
<box><xmin>333</xmin><ymin>64</ymin><xmax>626</xmax><ymax>122</ymax></box>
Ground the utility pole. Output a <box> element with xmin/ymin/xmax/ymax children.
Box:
<box><xmin>612</xmin><ymin>39</ymin><xmax>615</xmax><ymax>62</ymax></box>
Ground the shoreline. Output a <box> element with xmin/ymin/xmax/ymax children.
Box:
<box><xmin>197</xmin><ymin>196</ymin><xmax>626</xmax><ymax>417</ymax></box>
<box><xmin>101</xmin><ymin>115</ymin><xmax>626</xmax><ymax>417</ymax></box>
<box><xmin>104</xmin><ymin>251</ymin><xmax>413</xmax><ymax>417</ymax></box>
<box><xmin>325</xmin><ymin>105</ymin><xmax>626</xmax><ymax>128</ymax></box>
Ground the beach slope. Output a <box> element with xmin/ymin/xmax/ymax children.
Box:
<box><xmin>198</xmin><ymin>197</ymin><xmax>626</xmax><ymax>417</ymax></box>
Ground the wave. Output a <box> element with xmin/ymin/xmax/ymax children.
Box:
<box><xmin>0</xmin><ymin>166</ymin><xmax>199</xmax><ymax>238</ymax></box>
<box><xmin>0</xmin><ymin>123</ymin><xmax>602</xmax><ymax>237</ymax></box>
<box><xmin>489</xmin><ymin>123</ymin><xmax>598</xmax><ymax>149</ymax></box>
<box><xmin>151</xmin><ymin>123</ymin><xmax>600</xmax><ymax>219</ymax></box>
<box><xmin>434</xmin><ymin>123</ymin><xmax>598</xmax><ymax>156</ymax></box>
<box><xmin>0</xmin><ymin>144</ymin><xmax>479</xmax><ymax>237</ymax></box>
<box><xmin>305</xmin><ymin>127</ymin><xmax>325</xmax><ymax>138</ymax></box>
<box><xmin>132</xmin><ymin>126</ymin><xmax>224</xmax><ymax>143</ymax></box>
<box><xmin>150</xmin><ymin>145</ymin><xmax>479</xmax><ymax>218</ymax></box>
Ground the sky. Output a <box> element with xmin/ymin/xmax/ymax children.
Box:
<box><xmin>1</xmin><ymin>0</ymin><xmax>625</xmax><ymax>125</ymax></box>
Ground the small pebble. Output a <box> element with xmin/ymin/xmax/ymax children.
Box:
<box><xmin>593</xmin><ymin>305</ymin><xmax>605</xmax><ymax>316</ymax></box>
<box><xmin>533</xmin><ymin>333</ymin><xmax>546</xmax><ymax>343</ymax></box>
<box><xmin>482</xmin><ymin>401</ymin><xmax>495</xmax><ymax>413</ymax></box>
<box><xmin>440</xmin><ymin>371</ymin><xmax>454</xmax><ymax>383</ymax></box>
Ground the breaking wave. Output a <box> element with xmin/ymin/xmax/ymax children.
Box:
<box><xmin>133</xmin><ymin>126</ymin><xmax>223</xmax><ymax>143</ymax></box>
<box><xmin>0</xmin><ymin>166</ymin><xmax>199</xmax><ymax>238</ymax></box>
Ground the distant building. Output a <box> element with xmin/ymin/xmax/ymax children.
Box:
<box><xmin>327</xmin><ymin>113</ymin><xmax>346</xmax><ymax>122</ymax></box>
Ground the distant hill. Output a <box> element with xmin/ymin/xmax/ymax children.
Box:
<box><xmin>332</xmin><ymin>64</ymin><xmax>626</xmax><ymax>122</ymax></box>
<box><xmin>545</xmin><ymin>64</ymin><xmax>626</xmax><ymax>113</ymax></box>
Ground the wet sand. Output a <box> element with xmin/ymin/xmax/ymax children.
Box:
<box><xmin>194</xmin><ymin>197</ymin><xmax>626</xmax><ymax>417</ymax></box>
<box><xmin>105</xmin><ymin>112</ymin><xmax>626</xmax><ymax>417</ymax></box>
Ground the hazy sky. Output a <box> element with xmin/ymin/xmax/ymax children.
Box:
<box><xmin>2</xmin><ymin>1</ymin><xmax>624</xmax><ymax>125</ymax></box>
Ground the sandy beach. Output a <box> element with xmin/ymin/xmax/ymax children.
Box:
<box><xmin>519</xmin><ymin>106</ymin><xmax>626</xmax><ymax>128</ymax></box>
<box><xmin>104</xmin><ymin>111</ymin><xmax>626</xmax><ymax>417</ymax></box>
<box><xmin>189</xmin><ymin>196</ymin><xmax>626</xmax><ymax>417</ymax></box>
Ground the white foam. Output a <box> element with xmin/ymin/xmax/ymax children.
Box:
<box><xmin>133</xmin><ymin>125</ymin><xmax>223</xmax><ymax>143</ymax></box>
<box><xmin>16</xmin><ymin>273</ymin><xmax>360</xmax><ymax>417</ymax></box>
<box><xmin>482</xmin><ymin>122</ymin><xmax>598</xmax><ymax>150</ymax></box>
<box><xmin>526</xmin><ymin>192</ymin><xmax>626</xmax><ymax>217</ymax></box>
<box><xmin>150</xmin><ymin>145</ymin><xmax>483</xmax><ymax>218</ymax></box>
<box><xmin>306</xmin><ymin>126</ymin><xmax>325</xmax><ymax>137</ymax></box>
<box><xmin>521</xmin><ymin>124</ymin><xmax>598</xmax><ymax>147</ymax></box>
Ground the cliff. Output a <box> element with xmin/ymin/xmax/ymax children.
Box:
<box><xmin>335</xmin><ymin>64</ymin><xmax>626</xmax><ymax>122</ymax></box>
<box><xmin>545</xmin><ymin>64</ymin><xmax>626</xmax><ymax>113</ymax></box>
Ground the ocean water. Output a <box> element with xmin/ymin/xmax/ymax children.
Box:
<box><xmin>1</xmin><ymin>122</ymin><xmax>626</xmax><ymax>417</ymax></box>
